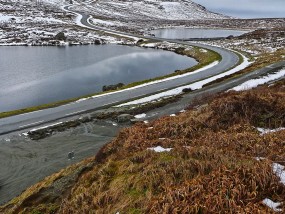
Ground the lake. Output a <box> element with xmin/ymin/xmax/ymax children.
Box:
<box><xmin>151</xmin><ymin>28</ymin><xmax>248</xmax><ymax>39</ymax></box>
<box><xmin>0</xmin><ymin>45</ymin><xmax>197</xmax><ymax>112</ymax></box>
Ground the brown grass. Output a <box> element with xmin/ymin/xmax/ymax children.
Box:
<box><xmin>1</xmin><ymin>80</ymin><xmax>285</xmax><ymax>214</ymax></box>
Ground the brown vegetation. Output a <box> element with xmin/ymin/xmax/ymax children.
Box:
<box><xmin>1</xmin><ymin>80</ymin><xmax>285</xmax><ymax>214</ymax></box>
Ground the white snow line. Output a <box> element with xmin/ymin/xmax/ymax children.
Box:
<box><xmin>231</xmin><ymin>68</ymin><xmax>285</xmax><ymax>91</ymax></box>
<box><xmin>73</xmin><ymin>60</ymin><xmax>220</xmax><ymax>105</ymax></box>
<box><xmin>256</xmin><ymin>127</ymin><xmax>285</xmax><ymax>136</ymax></box>
<box><xmin>19</xmin><ymin>120</ymin><xmax>44</xmax><ymax>128</ymax></box>
<box><xmin>147</xmin><ymin>146</ymin><xmax>172</xmax><ymax>153</ymax></box>
<box><xmin>134</xmin><ymin>113</ymin><xmax>146</xmax><ymax>119</ymax></box>
<box><xmin>118</xmin><ymin>54</ymin><xmax>251</xmax><ymax>106</ymax></box>
<box><xmin>29</xmin><ymin>122</ymin><xmax>63</xmax><ymax>132</ymax></box>
<box><xmin>262</xmin><ymin>198</ymin><xmax>282</xmax><ymax>212</ymax></box>
<box><xmin>18</xmin><ymin>109</ymin><xmax>44</xmax><ymax>116</ymax></box>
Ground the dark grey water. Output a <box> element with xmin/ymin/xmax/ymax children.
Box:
<box><xmin>151</xmin><ymin>28</ymin><xmax>248</xmax><ymax>39</ymax></box>
<box><xmin>0</xmin><ymin>45</ymin><xmax>197</xmax><ymax>112</ymax></box>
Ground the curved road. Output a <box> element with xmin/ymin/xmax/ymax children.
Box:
<box><xmin>0</xmin><ymin>6</ymin><xmax>244</xmax><ymax>135</ymax></box>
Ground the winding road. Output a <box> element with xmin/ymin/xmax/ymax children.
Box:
<box><xmin>0</xmin><ymin>5</ymin><xmax>283</xmax><ymax>136</ymax></box>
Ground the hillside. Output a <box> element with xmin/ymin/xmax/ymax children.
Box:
<box><xmin>0</xmin><ymin>0</ymin><xmax>229</xmax><ymax>45</ymax></box>
<box><xmin>1</xmin><ymin>78</ymin><xmax>285</xmax><ymax>213</ymax></box>
<box><xmin>80</xmin><ymin>0</ymin><xmax>228</xmax><ymax>21</ymax></box>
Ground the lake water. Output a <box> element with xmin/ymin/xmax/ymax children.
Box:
<box><xmin>151</xmin><ymin>28</ymin><xmax>248</xmax><ymax>39</ymax></box>
<box><xmin>0</xmin><ymin>45</ymin><xmax>197</xmax><ymax>112</ymax></box>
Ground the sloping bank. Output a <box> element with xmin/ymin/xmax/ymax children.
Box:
<box><xmin>1</xmin><ymin>79</ymin><xmax>285</xmax><ymax>213</ymax></box>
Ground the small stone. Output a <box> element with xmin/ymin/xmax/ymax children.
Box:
<box><xmin>117</xmin><ymin>114</ymin><xmax>134</xmax><ymax>123</ymax></box>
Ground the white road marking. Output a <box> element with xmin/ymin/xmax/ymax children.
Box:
<box><xmin>104</xmin><ymin>100</ymin><xmax>122</xmax><ymax>106</ymax></box>
<box><xmin>19</xmin><ymin>120</ymin><xmax>44</xmax><ymax>128</ymax></box>
<box><xmin>65</xmin><ymin>110</ymin><xmax>86</xmax><ymax>116</ymax></box>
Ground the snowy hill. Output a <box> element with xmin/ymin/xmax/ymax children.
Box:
<box><xmin>82</xmin><ymin>0</ymin><xmax>228</xmax><ymax>20</ymax></box>
<box><xmin>0</xmin><ymin>0</ymin><xmax>229</xmax><ymax>45</ymax></box>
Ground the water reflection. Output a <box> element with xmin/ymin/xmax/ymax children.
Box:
<box><xmin>0</xmin><ymin>45</ymin><xmax>197</xmax><ymax>111</ymax></box>
<box><xmin>151</xmin><ymin>28</ymin><xmax>249</xmax><ymax>39</ymax></box>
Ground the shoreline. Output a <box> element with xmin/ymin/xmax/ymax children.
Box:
<box><xmin>0</xmin><ymin>41</ymin><xmax>219</xmax><ymax>119</ymax></box>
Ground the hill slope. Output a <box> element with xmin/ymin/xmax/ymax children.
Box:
<box><xmin>82</xmin><ymin>0</ymin><xmax>228</xmax><ymax>21</ymax></box>
<box><xmin>1</xmin><ymin>79</ymin><xmax>285</xmax><ymax>213</ymax></box>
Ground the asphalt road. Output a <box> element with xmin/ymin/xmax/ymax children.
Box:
<box><xmin>0</xmin><ymin>5</ymin><xmax>278</xmax><ymax>135</ymax></box>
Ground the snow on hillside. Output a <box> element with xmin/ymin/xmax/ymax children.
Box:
<box><xmin>0</xmin><ymin>0</ymin><xmax>123</xmax><ymax>45</ymax></box>
<box><xmin>0</xmin><ymin>0</ymin><xmax>231</xmax><ymax>45</ymax></box>
<box><xmin>80</xmin><ymin>0</ymin><xmax>228</xmax><ymax>21</ymax></box>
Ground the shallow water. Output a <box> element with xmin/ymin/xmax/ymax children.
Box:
<box><xmin>0</xmin><ymin>45</ymin><xmax>197</xmax><ymax>112</ymax></box>
<box><xmin>0</xmin><ymin>120</ymin><xmax>123</xmax><ymax>205</ymax></box>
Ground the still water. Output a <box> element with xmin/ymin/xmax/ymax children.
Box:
<box><xmin>151</xmin><ymin>28</ymin><xmax>248</xmax><ymax>39</ymax></box>
<box><xmin>0</xmin><ymin>45</ymin><xmax>197</xmax><ymax>112</ymax></box>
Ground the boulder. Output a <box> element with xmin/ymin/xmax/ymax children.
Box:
<box><xmin>182</xmin><ymin>88</ymin><xmax>193</xmax><ymax>93</ymax></box>
<box><xmin>117</xmin><ymin>114</ymin><xmax>134</xmax><ymax>123</ymax></box>
<box><xmin>78</xmin><ymin>115</ymin><xmax>92</xmax><ymax>123</ymax></box>
<box><xmin>102</xmin><ymin>83</ymin><xmax>124</xmax><ymax>92</ymax></box>
<box><xmin>54</xmin><ymin>32</ymin><xmax>66</xmax><ymax>41</ymax></box>
<box><xmin>94</xmin><ymin>39</ymin><xmax>101</xmax><ymax>45</ymax></box>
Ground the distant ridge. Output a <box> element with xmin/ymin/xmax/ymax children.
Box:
<box><xmin>84</xmin><ymin>0</ymin><xmax>230</xmax><ymax>20</ymax></box>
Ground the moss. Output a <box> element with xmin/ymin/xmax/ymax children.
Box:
<box><xmin>128</xmin><ymin>208</ymin><xmax>142</xmax><ymax>214</ymax></box>
<box><xmin>158</xmin><ymin>153</ymin><xmax>175</xmax><ymax>162</ymax></box>
<box><xmin>127</xmin><ymin>189</ymin><xmax>145</xmax><ymax>199</ymax></box>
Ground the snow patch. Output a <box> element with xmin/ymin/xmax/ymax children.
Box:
<box><xmin>272</xmin><ymin>163</ymin><xmax>285</xmax><ymax>186</ymax></box>
<box><xmin>147</xmin><ymin>146</ymin><xmax>172</xmax><ymax>153</ymax></box>
<box><xmin>91</xmin><ymin>18</ymin><xmax>115</xmax><ymax>26</ymax></box>
<box><xmin>134</xmin><ymin>113</ymin><xmax>146</xmax><ymax>119</ymax></box>
<box><xmin>256</xmin><ymin>127</ymin><xmax>285</xmax><ymax>135</ymax></box>
<box><xmin>30</xmin><ymin>122</ymin><xmax>63</xmax><ymax>132</ymax></box>
<box><xmin>231</xmin><ymin>68</ymin><xmax>285</xmax><ymax>91</ymax></box>
<box><xmin>262</xmin><ymin>198</ymin><xmax>282</xmax><ymax>212</ymax></box>
<box><xmin>0</xmin><ymin>14</ymin><xmax>20</xmax><ymax>22</ymax></box>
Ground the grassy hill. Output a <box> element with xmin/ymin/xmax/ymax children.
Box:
<box><xmin>1</xmin><ymin>79</ymin><xmax>285</xmax><ymax>214</ymax></box>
